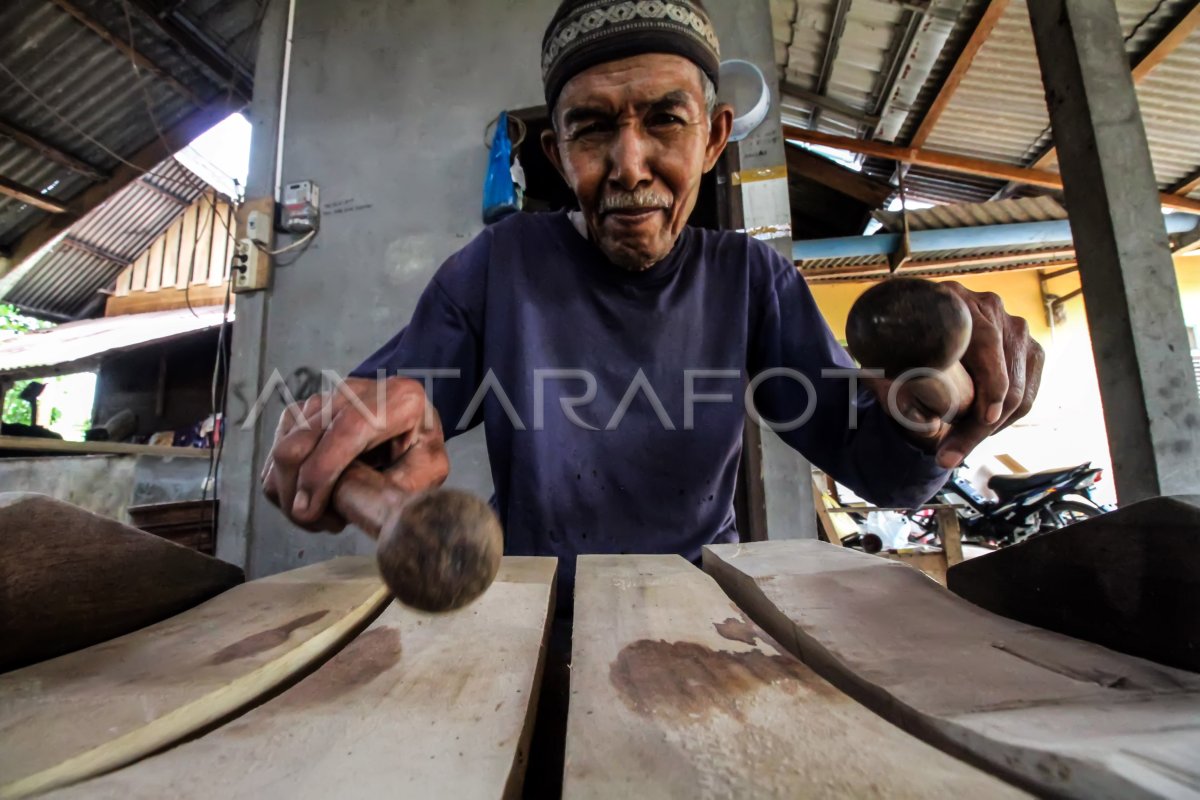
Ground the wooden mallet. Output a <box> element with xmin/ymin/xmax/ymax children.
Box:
<box><xmin>846</xmin><ymin>277</ymin><xmax>975</xmax><ymax>423</ymax></box>
<box><xmin>331</xmin><ymin>461</ymin><xmax>503</xmax><ymax>612</ymax></box>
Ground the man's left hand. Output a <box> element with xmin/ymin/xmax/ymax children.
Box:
<box><xmin>933</xmin><ymin>283</ymin><xmax>1044</xmax><ymax>468</ymax></box>
<box><xmin>874</xmin><ymin>282</ymin><xmax>1045</xmax><ymax>469</ymax></box>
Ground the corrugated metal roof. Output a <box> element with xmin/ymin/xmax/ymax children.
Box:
<box><xmin>873</xmin><ymin>196</ymin><xmax>1067</xmax><ymax>231</ymax></box>
<box><xmin>0</xmin><ymin>0</ymin><xmax>260</xmax><ymax>252</ymax></box>
<box><xmin>0</xmin><ymin>304</ymin><xmax>230</xmax><ymax>380</ymax></box>
<box><xmin>778</xmin><ymin>0</ymin><xmax>1200</xmax><ymax>206</ymax></box>
<box><xmin>799</xmin><ymin>241</ymin><xmax>1076</xmax><ymax>282</ymax></box>
<box><xmin>918</xmin><ymin>0</ymin><xmax>1191</xmax><ymax>165</ymax></box>
<box><xmin>0</xmin><ymin>157</ymin><xmax>209</xmax><ymax>319</ymax></box>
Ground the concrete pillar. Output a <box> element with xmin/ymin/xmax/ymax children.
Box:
<box><xmin>1027</xmin><ymin>0</ymin><xmax>1200</xmax><ymax>504</ymax></box>
<box><xmin>707</xmin><ymin>0</ymin><xmax>817</xmax><ymax>540</ymax></box>
<box><xmin>215</xmin><ymin>0</ymin><xmax>290</xmax><ymax>570</ymax></box>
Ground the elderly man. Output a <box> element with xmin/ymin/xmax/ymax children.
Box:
<box><xmin>263</xmin><ymin>0</ymin><xmax>1042</xmax><ymax>594</ymax></box>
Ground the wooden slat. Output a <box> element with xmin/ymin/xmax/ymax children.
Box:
<box><xmin>177</xmin><ymin>203</ymin><xmax>200</xmax><ymax>288</ymax></box>
<box><xmin>704</xmin><ymin>540</ymin><xmax>1200</xmax><ymax>799</ymax></box>
<box><xmin>0</xmin><ymin>558</ymin><xmax>388</xmax><ymax>799</ymax></box>
<box><xmin>781</xmin><ymin>128</ymin><xmax>1200</xmax><ymax>213</ymax></box>
<box><xmin>114</xmin><ymin>259</ymin><xmax>134</xmax><ymax>296</ymax></box>
<box><xmin>0</xmin><ymin>176</ymin><xmax>68</xmax><ymax>214</ymax></box>
<box><xmin>151</xmin><ymin>215</ymin><xmax>181</xmax><ymax>291</ymax></box>
<box><xmin>1032</xmin><ymin>2</ymin><xmax>1200</xmax><ymax>170</ymax></box>
<box><xmin>190</xmin><ymin>196</ymin><xmax>214</xmax><ymax>285</ymax></box>
<box><xmin>49</xmin><ymin>558</ymin><xmax>557</xmax><ymax>800</ymax></box>
<box><xmin>162</xmin><ymin>209</ymin><xmax>188</xmax><ymax>288</ymax></box>
<box><xmin>911</xmin><ymin>0</ymin><xmax>1012</xmax><ymax>149</ymax></box>
<box><xmin>564</xmin><ymin>554</ymin><xmax>1025</xmax><ymax>798</ymax></box>
<box><xmin>131</xmin><ymin>238</ymin><xmax>154</xmax><ymax>291</ymax></box>
<box><xmin>209</xmin><ymin>202</ymin><xmax>233</xmax><ymax>287</ymax></box>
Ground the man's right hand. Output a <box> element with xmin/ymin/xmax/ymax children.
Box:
<box><xmin>261</xmin><ymin>376</ymin><xmax>450</xmax><ymax>532</ymax></box>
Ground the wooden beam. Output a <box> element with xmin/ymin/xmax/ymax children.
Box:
<box><xmin>3</xmin><ymin>101</ymin><xmax>240</xmax><ymax>275</ymax></box>
<box><xmin>782</xmin><ymin>127</ymin><xmax>1200</xmax><ymax>213</ymax></box>
<box><xmin>46</xmin><ymin>0</ymin><xmax>205</xmax><ymax>107</ymax></box>
<box><xmin>126</xmin><ymin>0</ymin><xmax>253</xmax><ymax>102</ymax></box>
<box><xmin>1170</xmin><ymin>166</ymin><xmax>1200</xmax><ymax>197</ymax></box>
<box><xmin>786</xmin><ymin>145</ymin><xmax>894</xmax><ymax>207</ymax></box>
<box><xmin>1031</xmin><ymin>2</ymin><xmax>1200</xmax><ymax>170</ymax></box>
<box><xmin>704</xmin><ymin>540</ymin><xmax>1200</xmax><ymax>798</ymax></box>
<box><xmin>137</xmin><ymin>178</ymin><xmax>192</xmax><ymax>205</ymax></box>
<box><xmin>0</xmin><ymin>176</ymin><xmax>68</xmax><ymax>214</ymax></box>
<box><xmin>910</xmin><ymin>0</ymin><xmax>1011</xmax><ymax>148</ymax></box>
<box><xmin>58</xmin><ymin>237</ymin><xmax>128</xmax><ymax>265</ymax></box>
<box><xmin>0</xmin><ymin>118</ymin><xmax>107</xmax><ymax>181</ymax></box>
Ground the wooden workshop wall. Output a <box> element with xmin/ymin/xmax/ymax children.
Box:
<box><xmin>106</xmin><ymin>191</ymin><xmax>235</xmax><ymax>316</ymax></box>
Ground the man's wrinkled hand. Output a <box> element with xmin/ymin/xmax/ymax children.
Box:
<box><xmin>260</xmin><ymin>376</ymin><xmax>450</xmax><ymax>532</ymax></box>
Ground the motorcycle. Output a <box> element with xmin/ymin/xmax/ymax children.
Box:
<box><xmin>909</xmin><ymin>462</ymin><xmax>1110</xmax><ymax>548</ymax></box>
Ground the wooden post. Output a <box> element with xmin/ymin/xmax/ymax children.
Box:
<box><xmin>936</xmin><ymin>507</ymin><xmax>963</xmax><ymax>566</ymax></box>
<box><xmin>1027</xmin><ymin>0</ymin><xmax>1200</xmax><ymax>503</ymax></box>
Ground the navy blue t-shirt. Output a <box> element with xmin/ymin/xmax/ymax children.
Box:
<box><xmin>354</xmin><ymin>211</ymin><xmax>947</xmax><ymax>597</ymax></box>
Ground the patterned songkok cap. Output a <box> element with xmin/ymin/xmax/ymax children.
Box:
<box><xmin>542</xmin><ymin>0</ymin><xmax>721</xmax><ymax>111</ymax></box>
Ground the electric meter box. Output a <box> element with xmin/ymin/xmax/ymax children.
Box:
<box><xmin>281</xmin><ymin>180</ymin><xmax>319</xmax><ymax>233</ymax></box>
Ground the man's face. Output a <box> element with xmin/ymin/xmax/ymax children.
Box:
<box><xmin>542</xmin><ymin>53</ymin><xmax>733</xmax><ymax>271</ymax></box>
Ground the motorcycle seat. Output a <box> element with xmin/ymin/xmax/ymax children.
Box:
<box><xmin>987</xmin><ymin>466</ymin><xmax>1085</xmax><ymax>499</ymax></box>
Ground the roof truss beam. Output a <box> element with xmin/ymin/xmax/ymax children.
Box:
<box><xmin>910</xmin><ymin>0</ymin><xmax>1011</xmax><ymax>148</ymax></box>
<box><xmin>782</xmin><ymin>126</ymin><xmax>1200</xmax><ymax>213</ymax></box>
<box><xmin>0</xmin><ymin>118</ymin><xmax>108</xmax><ymax>181</ymax></box>
<box><xmin>126</xmin><ymin>0</ymin><xmax>253</xmax><ymax>102</ymax></box>
<box><xmin>0</xmin><ymin>176</ymin><xmax>68</xmax><ymax>214</ymax></box>
<box><xmin>1171</xmin><ymin>168</ymin><xmax>1200</xmax><ymax>198</ymax></box>
<box><xmin>3</xmin><ymin>100</ymin><xmax>240</xmax><ymax>275</ymax></box>
<box><xmin>46</xmin><ymin>0</ymin><xmax>206</xmax><ymax>108</ymax></box>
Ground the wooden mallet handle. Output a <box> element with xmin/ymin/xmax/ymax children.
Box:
<box><xmin>846</xmin><ymin>278</ymin><xmax>975</xmax><ymax>422</ymax></box>
<box><xmin>332</xmin><ymin>461</ymin><xmax>503</xmax><ymax>613</ymax></box>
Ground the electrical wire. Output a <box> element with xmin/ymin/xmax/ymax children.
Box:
<box><xmin>257</xmin><ymin>228</ymin><xmax>315</xmax><ymax>255</ymax></box>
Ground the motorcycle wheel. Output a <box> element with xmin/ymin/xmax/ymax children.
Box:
<box><xmin>1046</xmin><ymin>500</ymin><xmax>1102</xmax><ymax>528</ymax></box>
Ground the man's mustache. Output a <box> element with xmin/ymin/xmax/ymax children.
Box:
<box><xmin>599</xmin><ymin>190</ymin><xmax>671</xmax><ymax>213</ymax></box>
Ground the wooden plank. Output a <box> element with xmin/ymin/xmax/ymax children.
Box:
<box><xmin>49</xmin><ymin>558</ymin><xmax>557</xmax><ymax>800</ymax></box>
<box><xmin>786</xmin><ymin>145</ymin><xmax>893</xmax><ymax>207</ymax></box>
<box><xmin>105</xmin><ymin>285</ymin><xmax>227</xmax><ymax>316</ymax></box>
<box><xmin>189</xmin><ymin>198</ymin><xmax>214</xmax><ymax>286</ymax></box>
<box><xmin>781</xmin><ymin>127</ymin><xmax>1200</xmax><ymax>214</ymax></box>
<box><xmin>209</xmin><ymin>201</ymin><xmax>233</xmax><ymax>287</ymax></box>
<box><xmin>0</xmin><ymin>493</ymin><xmax>242</xmax><ymax>671</ymax></box>
<box><xmin>995</xmin><ymin>453</ymin><xmax>1028</xmax><ymax>473</ymax></box>
<box><xmin>114</xmin><ymin>260</ymin><xmax>133</xmax><ymax>297</ymax></box>
<box><xmin>149</xmin><ymin>215</ymin><xmax>180</xmax><ymax>291</ymax></box>
<box><xmin>936</xmin><ymin>507</ymin><xmax>963</xmax><ymax>566</ymax></box>
<box><xmin>0</xmin><ymin>435</ymin><xmax>210</xmax><ymax>458</ymax></box>
<box><xmin>704</xmin><ymin>540</ymin><xmax>1200</xmax><ymax>799</ymax></box>
<box><xmin>162</xmin><ymin>211</ymin><xmax>187</xmax><ymax>288</ymax></box>
<box><xmin>1032</xmin><ymin>3</ymin><xmax>1200</xmax><ymax>170</ymax></box>
<box><xmin>0</xmin><ymin>176</ymin><xmax>68</xmax><ymax>214</ymax></box>
<box><xmin>564</xmin><ymin>554</ymin><xmax>1025</xmax><ymax>798</ymax></box>
<box><xmin>0</xmin><ymin>558</ymin><xmax>389</xmax><ymax>798</ymax></box>
<box><xmin>811</xmin><ymin>477</ymin><xmax>858</xmax><ymax>544</ymax></box>
<box><xmin>949</xmin><ymin>495</ymin><xmax>1200</xmax><ymax>673</ymax></box>
<box><xmin>911</xmin><ymin>0</ymin><xmax>1012</xmax><ymax>149</ymax></box>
